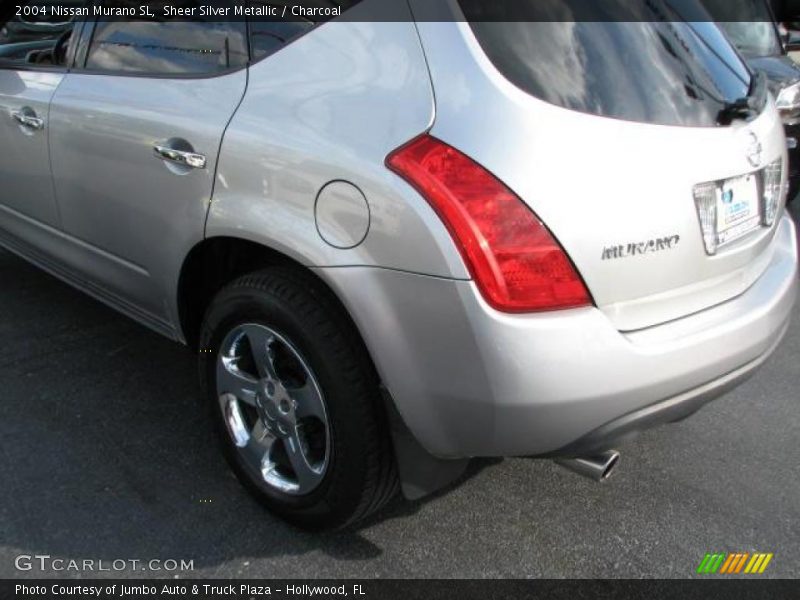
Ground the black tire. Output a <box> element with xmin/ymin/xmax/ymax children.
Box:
<box><xmin>199</xmin><ymin>267</ymin><xmax>398</xmax><ymax>530</ymax></box>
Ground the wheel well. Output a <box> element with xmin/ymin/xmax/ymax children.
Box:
<box><xmin>179</xmin><ymin>237</ymin><xmax>459</xmax><ymax>501</ymax></box>
<box><xmin>177</xmin><ymin>237</ymin><xmax>304</xmax><ymax>349</ymax></box>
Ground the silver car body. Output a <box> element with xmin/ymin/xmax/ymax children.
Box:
<box><xmin>0</xmin><ymin>1</ymin><xmax>797</xmax><ymax>487</ymax></box>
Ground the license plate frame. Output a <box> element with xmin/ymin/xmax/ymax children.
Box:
<box><xmin>715</xmin><ymin>173</ymin><xmax>761</xmax><ymax>248</ymax></box>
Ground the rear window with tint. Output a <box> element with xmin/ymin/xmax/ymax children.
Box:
<box><xmin>458</xmin><ymin>0</ymin><xmax>754</xmax><ymax>127</ymax></box>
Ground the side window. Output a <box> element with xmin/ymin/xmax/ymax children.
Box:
<box><xmin>0</xmin><ymin>1</ymin><xmax>82</xmax><ymax>67</ymax></box>
<box><xmin>84</xmin><ymin>2</ymin><xmax>247</xmax><ymax>75</ymax></box>
<box><xmin>248</xmin><ymin>2</ymin><xmax>314</xmax><ymax>61</ymax></box>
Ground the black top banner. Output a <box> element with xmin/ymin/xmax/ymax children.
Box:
<box><xmin>3</xmin><ymin>0</ymin><xmax>800</xmax><ymax>23</ymax></box>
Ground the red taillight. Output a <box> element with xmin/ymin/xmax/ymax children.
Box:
<box><xmin>386</xmin><ymin>135</ymin><xmax>591</xmax><ymax>313</ymax></box>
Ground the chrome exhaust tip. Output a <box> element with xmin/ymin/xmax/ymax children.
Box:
<box><xmin>554</xmin><ymin>450</ymin><xmax>620</xmax><ymax>482</ymax></box>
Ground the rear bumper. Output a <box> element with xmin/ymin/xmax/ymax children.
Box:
<box><xmin>544</xmin><ymin>320</ymin><xmax>788</xmax><ymax>458</ymax></box>
<box><xmin>316</xmin><ymin>215</ymin><xmax>798</xmax><ymax>459</ymax></box>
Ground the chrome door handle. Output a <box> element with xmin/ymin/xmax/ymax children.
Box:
<box><xmin>11</xmin><ymin>111</ymin><xmax>44</xmax><ymax>131</ymax></box>
<box><xmin>153</xmin><ymin>145</ymin><xmax>207</xmax><ymax>169</ymax></box>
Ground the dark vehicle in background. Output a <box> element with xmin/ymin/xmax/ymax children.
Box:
<box><xmin>771</xmin><ymin>0</ymin><xmax>800</xmax><ymax>24</ymax></box>
<box><xmin>705</xmin><ymin>0</ymin><xmax>800</xmax><ymax>201</ymax></box>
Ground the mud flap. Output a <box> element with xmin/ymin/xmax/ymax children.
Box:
<box><xmin>382</xmin><ymin>388</ymin><xmax>469</xmax><ymax>500</ymax></box>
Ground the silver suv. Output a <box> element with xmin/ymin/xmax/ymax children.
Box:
<box><xmin>1</xmin><ymin>0</ymin><xmax>797</xmax><ymax>529</ymax></box>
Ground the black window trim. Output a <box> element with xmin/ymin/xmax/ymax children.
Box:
<box><xmin>245</xmin><ymin>1</ymin><xmax>318</xmax><ymax>68</ymax></box>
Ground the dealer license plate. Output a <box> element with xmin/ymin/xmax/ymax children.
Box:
<box><xmin>715</xmin><ymin>173</ymin><xmax>761</xmax><ymax>247</ymax></box>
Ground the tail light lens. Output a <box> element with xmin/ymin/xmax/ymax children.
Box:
<box><xmin>693</xmin><ymin>182</ymin><xmax>719</xmax><ymax>255</ymax></box>
<box><xmin>386</xmin><ymin>135</ymin><xmax>591</xmax><ymax>312</ymax></box>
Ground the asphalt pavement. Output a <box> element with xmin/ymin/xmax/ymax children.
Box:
<box><xmin>1</xmin><ymin>209</ymin><xmax>799</xmax><ymax>579</ymax></box>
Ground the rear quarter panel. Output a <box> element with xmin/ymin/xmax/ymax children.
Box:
<box><xmin>208</xmin><ymin>2</ymin><xmax>466</xmax><ymax>279</ymax></box>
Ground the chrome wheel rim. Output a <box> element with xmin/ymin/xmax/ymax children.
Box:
<box><xmin>216</xmin><ymin>323</ymin><xmax>330</xmax><ymax>496</ymax></box>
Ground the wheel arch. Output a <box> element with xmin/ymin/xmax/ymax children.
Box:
<box><xmin>178</xmin><ymin>236</ymin><xmax>329</xmax><ymax>350</ymax></box>
<box><xmin>177</xmin><ymin>235</ymin><xmax>468</xmax><ymax>500</ymax></box>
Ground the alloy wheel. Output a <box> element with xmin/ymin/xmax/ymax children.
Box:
<box><xmin>216</xmin><ymin>323</ymin><xmax>330</xmax><ymax>495</ymax></box>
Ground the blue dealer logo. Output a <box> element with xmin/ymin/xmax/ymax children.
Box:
<box><xmin>722</xmin><ymin>189</ymin><xmax>734</xmax><ymax>204</ymax></box>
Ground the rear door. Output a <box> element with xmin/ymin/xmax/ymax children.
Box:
<box><xmin>48</xmin><ymin>3</ymin><xmax>248</xmax><ymax>326</ymax></box>
<box><xmin>0</xmin><ymin>6</ymin><xmax>80</xmax><ymax>234</ymax></box>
